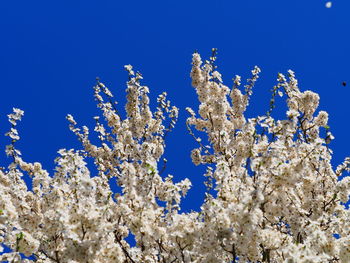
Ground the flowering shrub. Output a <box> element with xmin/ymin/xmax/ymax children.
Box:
<box><xmin>1</xmin><ymin>50</ymin><xmax>350</xmax><ymax>262</ymax></box>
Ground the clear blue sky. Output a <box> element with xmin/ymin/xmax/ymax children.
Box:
<box><xmin>0</xmin><ymin>0</ymin><xmax>349</xmax><ymax>212</ymax></box>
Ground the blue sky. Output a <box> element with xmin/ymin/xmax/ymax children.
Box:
<box><xmin>0</xmin><ymin>0</ymin><xmax>349</xmax><ymax>212</ymax></box>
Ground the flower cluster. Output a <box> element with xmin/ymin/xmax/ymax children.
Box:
<box><xmin>0</xmin><ymin>52</ymin><xmax>349</xmax><ymax>262</ymax></box>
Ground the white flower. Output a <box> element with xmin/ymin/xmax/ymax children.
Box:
<box><xmin>0</xmin><ymin>51</ymin><xmax>348</xmax><ymax>263</ymax></box>
<box><xmin>124</xmin><ymin>64</ymin><xmax>134</xmax><ymax>75</ymax></box>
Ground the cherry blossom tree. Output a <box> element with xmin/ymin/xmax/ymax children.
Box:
<box><xmin>1</xmin><ymin>50</ymin><xmax>350</xmax><ymax>262</ymax></box>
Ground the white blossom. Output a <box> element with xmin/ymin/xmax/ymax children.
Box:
<box><xmin>0</xmin><ymin>52</ymin><xmax>349</xmax><ymax>262</ymax></box>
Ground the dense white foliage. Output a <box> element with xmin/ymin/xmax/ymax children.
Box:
<box><xmin>1</xmin><ymin>51</ymin><xmax>350</xmax><ymax>262</ymax></box>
